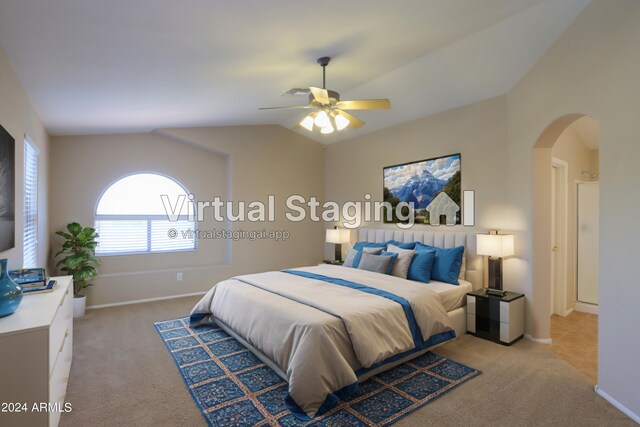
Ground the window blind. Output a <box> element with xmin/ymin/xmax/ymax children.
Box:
<box><xmin>95</xmin><ymin>219</ymin><xmax>196</xmax><ymax>255</ymax></box>
<box><xmin>23</xmin><ymin>140</ymin><xmax>38</xmax><ymax>268</ymax></box>
<box><xmin>93</xmin><ymin>172</ymin><xmax>197</xmax><ymax>256</ymax></box>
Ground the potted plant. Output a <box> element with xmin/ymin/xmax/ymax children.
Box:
<box><xmin>55</xmin><ymin>222</ymin><xmax>101</xmax><ymax>318</ymax></box>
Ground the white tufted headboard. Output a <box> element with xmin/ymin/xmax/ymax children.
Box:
<box><xmin>357</xmin><ymin>228</ymin><xmax>483</xmax><ymax>290</ymax></box>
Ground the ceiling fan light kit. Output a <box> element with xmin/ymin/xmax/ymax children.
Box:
<box><xmin>260</xmin><ymin>56</ymin><xmax>391</xmax><ymax>135</ymax></box>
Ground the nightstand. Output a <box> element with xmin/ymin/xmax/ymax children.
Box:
<box><xmin>322</xmin><ymin>260</ymin><xmax>344</xmax><ymax>266</ymax></box>
<box><xmin>466</xmin><ymin>289</ymin><xmax>525</xmax><ymax>345</ymax></box>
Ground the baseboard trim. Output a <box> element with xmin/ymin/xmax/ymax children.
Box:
<box><xmin>563</xmin><ymin>307</ymin><xmax>574</xmax><ymax>317</ymax></box>
<box><xmin>524</xmin><ymin>334</ymin><xmax>552</xmax><ymax>345</ymax></box>
<box><xmin>87</xmin><ymin>291</ymin><xmax>207</xmax><ymax>310</ymax></box>
<box><xmin>575</xmin><ymin>302</ymin><xmax>599</xmax><ymax>315</ymax></box>
<box><xmin>595</xmin><ymin>385</ymin><xmax>640</xmax><ymax>423</ymax></box>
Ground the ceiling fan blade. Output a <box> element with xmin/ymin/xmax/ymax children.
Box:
<box><xmin>281</xmin><ymin>88</ymin><xmax>311</xmax><ymax>96</ymax></box>
<box><xmin>335</xmin><ymin>99</ymin><xmax>390</xmax><ymax>110</ymax></box>
<box><xmin>309</xmin><ymin>86</ymin><xmax>330</xmax><ymax>105</ymax></box>
<box><xmin>335</xmin><ymin>109</ymin><xmax>365</xmax><ymax>128</ymax></box>
<box><xmin>258</xmin><ymin>105</ymin><xmax>314</xmax><ymax>110</ymax></box>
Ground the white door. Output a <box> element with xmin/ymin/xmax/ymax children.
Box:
<box><xmin>550</xmin><ymin>166</ymin><xmax>557</xmax><ymax>313</ymax></box>
<box><xmin>577</xmin><ymin>182</ymin><xmax>599</xmax><ymax>305</ymax></box>
<box><xmin>551</xmin><ymin>162</ymin><xmax>568</xmax><ymax>315</ymax></box>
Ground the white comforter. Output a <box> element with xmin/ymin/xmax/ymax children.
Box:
<box><xmin>190</xmin><ymin>264</ymin><xmax>454</xmax><ymax>418</ymax></box>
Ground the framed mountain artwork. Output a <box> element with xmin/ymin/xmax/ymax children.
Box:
<box><xmin>0</xmin><ymin>125</ymin><xmax>15</xmax><ymax>251</ymax></box>
<box><xmin>383</xmin><ymin>153</ymin><xmax>461</xmax><ymax>225</ymax></box>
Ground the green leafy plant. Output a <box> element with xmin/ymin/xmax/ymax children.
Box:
<box><xmin>55</xmin><ymin>222</ymin><xmax>102</xmax><ymax>296</ymax></box>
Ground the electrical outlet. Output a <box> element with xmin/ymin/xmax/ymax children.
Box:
<box><xmin>176</xmin><ymin>272</ymin><xmax>183</xmax><ymax>281</ymax></box>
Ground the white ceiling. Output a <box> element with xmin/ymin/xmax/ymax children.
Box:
<box><xmin>0</xmin><ymin>0</ymin><xmax>590</xmax><ymax>142</ymax></box>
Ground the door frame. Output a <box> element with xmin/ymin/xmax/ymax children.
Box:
<box><xmin>551</xmin><ymin>158</ymin><xmax>569</xmax><ymax>316</ymax></box>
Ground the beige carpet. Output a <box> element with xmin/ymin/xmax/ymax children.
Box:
<box><xmin>60</xmin><ymin>296</ymin><xmax>634</xmax><ymax>427</ymax></box>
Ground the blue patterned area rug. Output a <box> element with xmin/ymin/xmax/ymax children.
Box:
<box><xmin>155</xmin><ymin>317</ymin><xmax>480</xmax><ymax>427</ymax></box>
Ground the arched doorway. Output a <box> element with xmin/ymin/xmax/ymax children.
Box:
<box><xmin>533</xmin><ymin>113</ymin><xmax>600</xmax><ymax>383</ymax></box>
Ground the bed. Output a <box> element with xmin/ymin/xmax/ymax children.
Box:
<box><xmin>190</xmin><ymin>228</ymin><xmax>482</xmax><ymax>419</ymax></box>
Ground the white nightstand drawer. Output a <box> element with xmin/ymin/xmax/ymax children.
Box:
<box><xmin>466</xmin><ymin>295</ymin><xmax>475</xmax><ymax>315</ymax></box>
<box><xmin>467</xmin><ymin>313</ymin><xmax>476</xmax><ymax>333</ymax></box>
<box><xmin>499</xmin><ymin>300</ymin><xmax>509</xmax><ymax>323</ymax></box>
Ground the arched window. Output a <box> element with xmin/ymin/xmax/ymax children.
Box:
<box><xmin>95</xmin><ymin>173</ymin><xmax>197</xmax><ymax>255</ymax></box>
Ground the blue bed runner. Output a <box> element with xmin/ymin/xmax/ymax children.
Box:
<box><xmin>281</xmin><ymin>269</ymin><xmax>456</xmax><ymax>419</ymax></box>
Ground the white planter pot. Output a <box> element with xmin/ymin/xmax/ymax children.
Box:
<box><xmin>73</xmin><ymin>295</ymin><xmax>86</xmax><ymax>318</ymax></box>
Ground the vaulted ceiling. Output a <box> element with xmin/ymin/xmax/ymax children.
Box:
<box><xmin>0</xmin><ymin>0</ymin><xmax>590</xmax><ymax>142</ymax></box>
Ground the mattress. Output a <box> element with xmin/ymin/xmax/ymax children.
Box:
<box><xmin>426</xmin><ymin>279</ymin><xmax>473</xmax><ymax>312</ymax></box>
<box><xmin>190</xmin><ymin>265</ymin><xmax>455</xmax><ymax>418</ymax></box>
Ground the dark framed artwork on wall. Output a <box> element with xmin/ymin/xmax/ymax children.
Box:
<box><xmin>0</xmin><ymin>125</ymin><xmax>15</xmax><ymax>251</ymax></box>
<box><xmin>383</xmin><ymin>153</ymin><xmax>461</xmax><ymax>225</ymax></box>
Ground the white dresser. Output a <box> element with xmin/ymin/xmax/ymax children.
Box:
<box><xmin>0</xmin><ymin>276</ymin><xmax>73</xmax><ymax>427</ymax></box>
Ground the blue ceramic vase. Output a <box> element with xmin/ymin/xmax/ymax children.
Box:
<box><xmin>0</xmin><ymin>258</ymin><xmax>23</xmax><ymax>318</ymax></box>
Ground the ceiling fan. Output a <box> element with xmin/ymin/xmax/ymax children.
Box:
<box><xmin>259</xmin><ymin>57</ymin><xmax>391</xmax><ymax>134</ymax></box>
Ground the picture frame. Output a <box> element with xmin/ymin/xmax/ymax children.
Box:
<box><xmin>383</xmin><ymin>153</ymin><xmax>461</xmax><ymax>225</ymax></box>
<box><xmin>0</xmin><ymin>125</ymin><xmax>15</xmax><ymax>250</ymax></box>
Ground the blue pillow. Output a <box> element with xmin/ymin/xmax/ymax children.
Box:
<box><xmin>416</xmin><ymin>243</ymin><xmax>464</xmax><ymax>285</ymax></box>
<box><xmin>380</xmin><ymin>251</ymin><xmax>399</xmax><ymax>275</ymax></box>
<box><xmin>353</xmin><ymin>241</ymin><xmax>388</xmax><ymax>251</ymax></box>
<box><xmin>386</xmin><ymin>240</ymin><xmax>416</xmax><ymax>250</ymax></box>
<box><xmin>407</xmin><ymin>250</ymin><xmax>436</xmax><ymax>283</ymax></box>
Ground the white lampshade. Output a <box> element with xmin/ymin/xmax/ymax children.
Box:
<box><xmin>314</xmin><ymin>110</ymin><xmax>330</xmax><ymax>128</ymax></box>
<box><xmin>477</xmin><ymin>233</ymin><xmax>515</xmax><ymax>258</ymax></box>
<box><xmin>300</xmin><ymin>115</ymin><xmax>315</xmax><ymax>131</ymax></box>
<box><xmin>334</xmin><ymin>113</ymin><xmax>350</xmax><ymax>131</ymax></box>
<box><xmin>320</xmin><ymin>122</ymin><xmax>334</xmax><ymax>134</ymax></box>
<box><xmin>326</xmin><ymin>228</ymin><xmax>350</xmax><ymax>244</ymax></box>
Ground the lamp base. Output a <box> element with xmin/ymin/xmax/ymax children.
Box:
<box><xmin>334</xmin><ymin>243</ymin><xmax>343</xmax><ymax>263</ymax></box>
<box><xmin>488</xmin><ymin>257</ymin><xmax>503</xmax><ymax>290</ymax></box>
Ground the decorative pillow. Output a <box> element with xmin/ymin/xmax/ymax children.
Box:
<box><xmin>407</xmin><ymin>250</ymin><xmax>436</xmax><ymax>283</ymax></box>
<box><xmin>379</xmin><ymin>251</ymin><xmax>399</xmax><ymax>275</ymax></box>
<box><xmin>385</xmin><ymin>240</ymin><xmax>416</xmax><ymax>250</ymax></box>
<box><xmin>357</xmin><ymin>252</ymin><xmax>393</xmax><ymax>274</ymax></box>
<box><xmin>353</xmin><ymin>241</ymin><xmax>388</xmax><ymax>251</ymax></box>
<box><xmin>352</xmin><ymin>247</ymin><xmax>384</xmax><ymax>268</ymax></box>
<box><xmin>385</xmin><ymin>244</ymin><xmax>416</xmax><ymax>279</ymax></box>
<box><xmin>343</xmin><ymin>248</ymin><xmax>359</xmax><ymax>268</ymax></box>
<box><xmin>415</xmin><ymin>243</ymin><xmax>465</xmax><ymax>285</ymax></box>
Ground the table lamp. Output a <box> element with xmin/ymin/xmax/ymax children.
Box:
<box><xmin>326</xmin><ymin>228</ymin><xmax>350</xmax><ymax>263</ymax></box>
<box><xmin>476</xmin><ymin>231</ymin><xmax>515</xmax><ymax>290</ymax></box>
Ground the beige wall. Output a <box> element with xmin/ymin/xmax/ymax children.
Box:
<box><xmin>507</xmin><ymin>0</ymin><xmax>640</xmax><ymax>417</ymax></box>
<box><xmin>0</xmin><ymin>42</ymin><xmax>49</xmax><ymax>270</ymax></box>
<box><xmin>590</xmin><ymin>149</ymin><xmax>599</xmax><ymax>177</ymax></box>
<box><xmin>325</xmin><ymin>1</ymin><xmax>640</xmax><ymax>416</ymax></box>
<box><xmin>12</xmin><ymin>0</ymin><xmax>640</xmax><ymax>418</ymax></box>
<box><xmin>50</xmin><ymin>126</ymin><xmax>325</xmax><ymax>306</ymax></box>
<box><xmin>50</xmin><ymin>133</ymin><xmax>228</xmax><ymax>272</ymax></box>
<box><xmin>324</xmin><ymin>96</ymin><xmax>510</xmax><ymax>267</ymax></box>
<box><xmin>325</xmin><ymin>96</ymin><xmax>509</xmax><ymax>222</ymax></box>
<box><xmin>551</xmin><ymin>126</ymin><xmax>596</xmax><ymax>312</ymax></box>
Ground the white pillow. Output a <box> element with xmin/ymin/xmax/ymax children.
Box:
<box><xmin>385</xmin><ymin>244</ymin><xmax>415</xmax><ymax>279</ymax></box>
